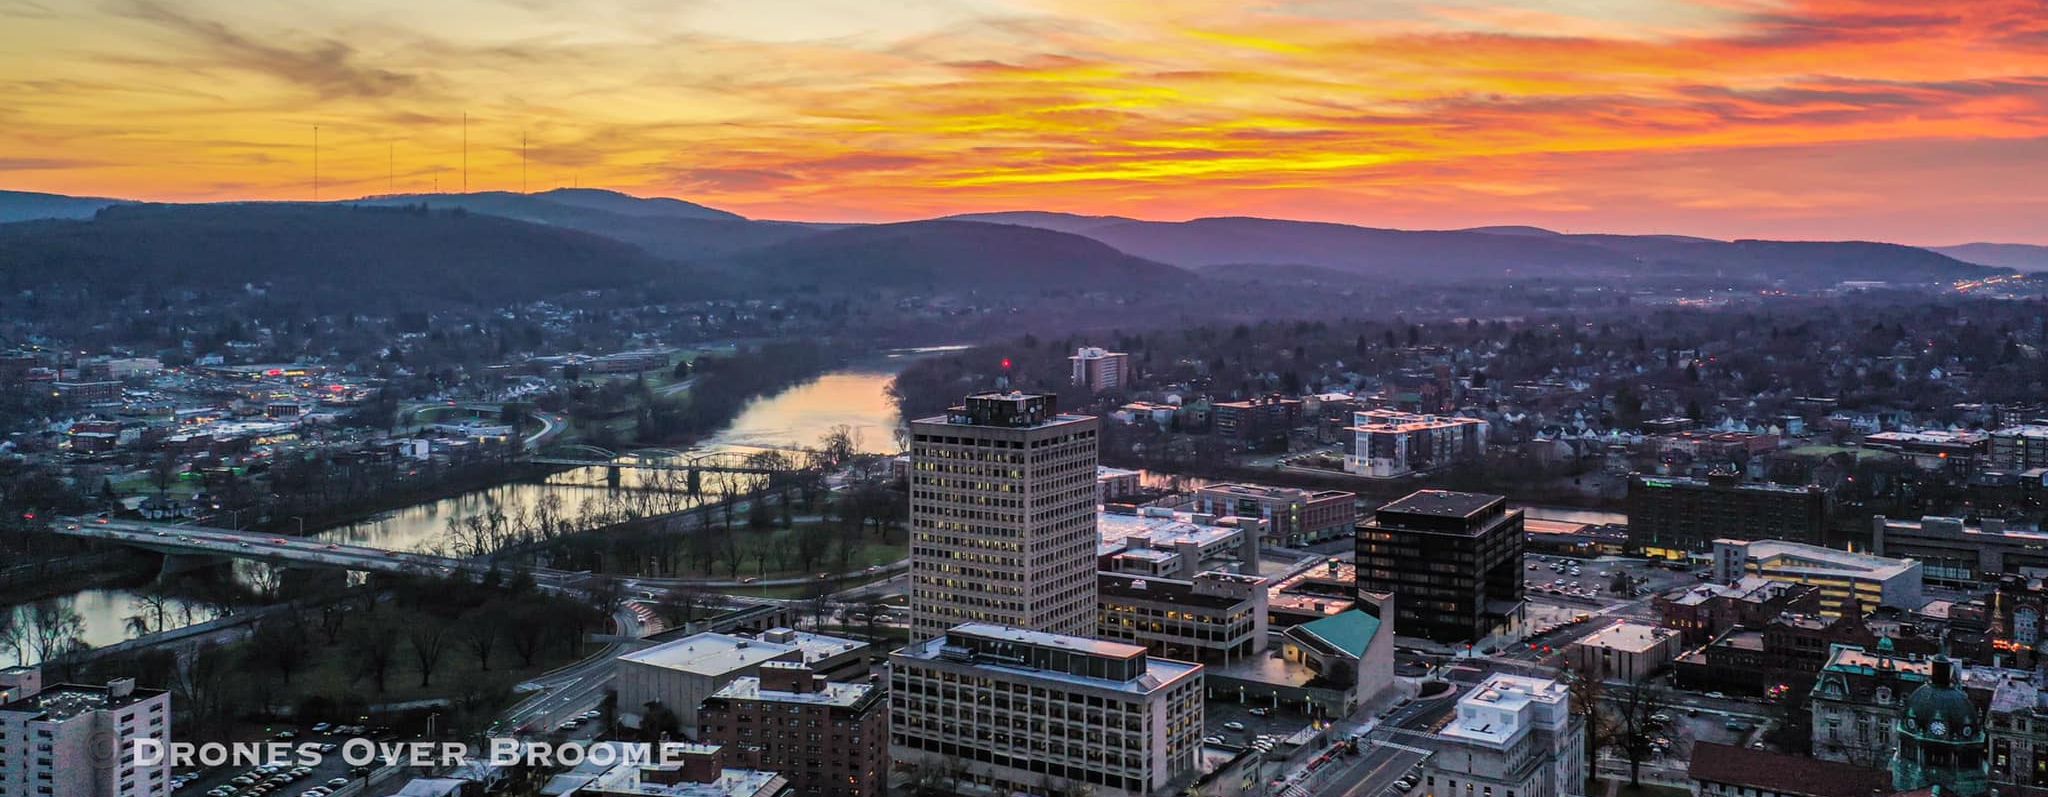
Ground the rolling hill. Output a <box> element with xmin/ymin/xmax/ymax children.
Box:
<box><xmin>0</xmin><ymin>189</ymin><xmax>129</xmax><ymax>223</ymax></box>
<box><xmin>1022</xmin><ymin>216</ymin><xmax>2001</xmax><ymax>287</ymax></box>
<box><xmin>0</xmin><ymin>203</ymin><xmax>693</xmax><ymax>311</ymax></box>
<box><xmin>722</xmin><ymin>220</ymin><xmax>1188</xmax><ymax>292</ymax></box>
<box><xmin>345</xmin><ymin>190</ymin><xmax>822</xmax><ymax>260</ymax></box>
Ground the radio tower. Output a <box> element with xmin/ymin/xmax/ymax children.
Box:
<box><xmin>312</xmin><ymin>125</ymin><xmax>320</xmax><ymax>201</ymax></box>
<box><xmin>388</xmin><ymin>142</ymin><xmax>394</xmax><ymax>194</ymax></box>
<box><xmin>521</xmin><ymin>130</ymin><xmax>528</xmax><ymax>194</ymax></box>
<box><xmin>461</xmin><ymin>112</ymin><xmax>468</xmax><ymax>194</ymax></box>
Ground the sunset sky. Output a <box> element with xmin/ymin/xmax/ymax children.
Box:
<box><xmin>2</xmin><ymin>0</ymin><xmax>2044</xmax><ymax>243</ymax></box>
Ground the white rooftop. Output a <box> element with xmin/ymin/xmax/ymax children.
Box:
<box><xmin>707</xmin><ymin>676</ymin><xmax>876</xmax><ymax>708</ymax></box>
<box><xmin>618</xmin><ymin>629</ymin><xmax>861</xmax><ymax>676</ymax></box>
<box><xmin>1573</xmin><ymin>621</ymin><xmax>1677</xmax><ymax>654</ymax></box>
<box><xmin>1440</xmin><ymin>674</ymin><xmax>1569</xmax><ymax>748</ymax></box>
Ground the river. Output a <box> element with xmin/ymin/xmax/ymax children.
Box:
<box><xmin>21</xmin><ymin>361</ymin><xmax>917</xmax><ymax>666</ymax></box>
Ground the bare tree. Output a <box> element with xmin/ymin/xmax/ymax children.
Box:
<box><xmin>460</xmin><ymin>605</ymin><xmax>503</xmax><ymax>671</ymax></box>
<box><xmin>348</xmin><ymin>620</ymin><xmax>400</xmax><ymax>692</ymax></box>
<box><xmin>408</xmin><ymin>619</ymin><xmax>451</xmax><ymax>687</ymax></box>
<box><xmin>18</xmin><ymin>598</ymin><xmax>85</xmax><ymax>666</ymax></box>
<box><xmin>505</xmin><ymin>606</ymin><xmax>548</xmax><ymax>667</ymax></box>
<box><xmin>248</xmin><ymin>617</ymin><xmax>310</xmax><ymax>685</ymax></box>
<box><xmin>1603</xmin><ymin>681</ymin><xmax>1671</xmax><ymax>786</ymax></box>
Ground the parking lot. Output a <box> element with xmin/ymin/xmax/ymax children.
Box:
<box><xmin>175</xmin><ymin>725</ymin><xmax>381</xmax><ymax>797</ymax></box>
<box><xmin>1203</xmin><ymin>698</ymin><xmax>1311</xmax><ymax>750</ymax></box>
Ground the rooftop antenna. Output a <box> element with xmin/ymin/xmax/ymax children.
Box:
<box><xmin>461</xmin><ymin>112</ymin><xmax>468</xmax><ymax>194</ymax></box>
<box><xmin>312</xmin><ymin>125</ymin><xmax>320</xmax><ymax>201</ymax></box>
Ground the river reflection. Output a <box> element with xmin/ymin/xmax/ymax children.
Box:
<box><xmin>44</xmin><ymin>365</ymin><xmax>911</xmax><ymax>657</ymax></box>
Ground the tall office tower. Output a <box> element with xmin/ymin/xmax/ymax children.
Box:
<box><xmin>0</xmin><ymin>669</ymin><xmax>172</xmax><ymax>797</ymax></box>
<box><xmin>1356</xmin><ymin>489</ymin><xmax>1526</xmax><ymax>644</ymax></box>
<box><xmin>908</xmin><ymin>391</ymin><xmax>1099</xmax><ymax>641</ymax></box>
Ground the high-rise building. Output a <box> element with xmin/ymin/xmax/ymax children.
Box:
<box><xmin>697</xmin><ymin>662</ymin><xmax>886</xmax><ymax>797</ymax></box>
<box><xmin>1625</xmin><ymin>472</ymin><xmax>1830</xmax><ymax>557</ymax></box>
<box><xmin>908</xmin><ymin>392</ymin><xmax>1099</xmax><ymax>641</ymax></box>
<box><xmin>1414</xmin><ymin>674</ymin><xmax>1585</xmax><ymax>797</ymax></box>
<box><xmin>1068</xmin><ymin>347</ymin><xmax>1130</xmax><ymax>394</ymax></box>
<box><xmin>889</xmin><ymin>624</ymin><xmax>1204</xmax><ymax>797</ymax></box>
<box><xmin>0</xmin><ymin>669</ymin><xmax>171</xmax><ymax>797</ymax></box>
<box><xmin>1356</xmin><ymin>490</ymin><xmax>1525</xmax><ymax>644</ymax></box>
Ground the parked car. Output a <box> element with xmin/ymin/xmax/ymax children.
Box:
<box><xmin>1222</xmin><ymin>721</ymin><xmax>1246</xmax><ymax>732</ymax></box>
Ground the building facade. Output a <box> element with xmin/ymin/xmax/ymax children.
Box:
<box><xmin>1191</xmin><ymin>484</ymin><xmax>1357</xmax><ymax>548</ymax></box>
<box><xmin>908</xmin><ymin>392</ymin><xmax>1100</xmax><ymax>641</ymax></box>
<box><xmin>1626</xmin><ymin>472</ymin><xmax>1831</xmax><ymax>557</ymax></box>
<box><xmin>1565</xmin><ymin>622</ymin><xmax>1685</xmax><ymax>682</ymax></box>
<box><xmin>1991</xmin><ymin>426</ymin><xmax>2048</xmax><ymax>471</ymax></box>
<box><xmin>1873</xmin><ymin>515</ymin><xmax>2048</xmax><ymax>587</ymax></box>
<box><xmin>1069</xmin><ymin>348</ymin><xmax>1131</xmax><ymax>394</ymax></box>
<box><xmin>1711</xmin><ymin>539</ymin><xmax>1923</xmax><ymax>616</ymax></box>
<box><xmin>1890</xmin><ymin>657</ymin><xmax>1989</xmax><ymax>797</ymax></box>
<box><xmin>1210</xmin><ymin>395</ymin><xmax>1302</xmax><ymax>447</ymax></box>
<box><xmin>696</xmin><ymin>662</ymin><xmax>885</xmax><ymax>797</ymax></box>
<box><xmin>613</xmin><ymin>629</ymin><xmax>867</xmax><ymax>734</ymax></box>
<box><xmin>1414</xmin><ymin>674</ymin><xmax>1586</xmax><ymax>797</ymax></box>
<box><xmin>1356</xmin><ymin>490</ymin><xmax>1525</xmax><ymax>644</ymax></box>
<box><xmin>1097</xmin><ymin>571</ymin><xmax>1268</xmax><ymax>666</ymax></box>
<box><xmin>1344</xmin><ymin>410</ymin><xmax>1488</xmax><ymax>480</ymax></box>
<box><xmin>0</xmin><ymin>670</ymin><xmax>171</xmax><ymax>797</ymax></box>
<box><xmin>888</xmin><ymin>624</ymin><xmax>1204</xmax><ymax>797</ymax></box>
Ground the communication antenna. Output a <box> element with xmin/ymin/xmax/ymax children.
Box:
<box><xmin>521</xmin><ymin>130</ymin><xmax>528</xmax><ymax>194</ymax></box>
<box><xmin>312</xmin><ymin>125</ymin><xmax>320</xmax><ymax>201</ymax></box>
<box><xmin>388</xmin><ymin>142</ymin><xmax>394</xmax><ymax>194</ymax></box>
<box><xmin>461</xmin><ymin>112</ymin><xmax>469</xmax><ymax>193</ymax></box>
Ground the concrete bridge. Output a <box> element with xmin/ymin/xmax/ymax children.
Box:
<box><xmin>44</xmin><ymin>517</ymin><xmax>582</xmax><ymax>585</ymax></box>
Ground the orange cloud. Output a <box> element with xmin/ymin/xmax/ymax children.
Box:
<box><xmin>0</xmin><ymin>0</ymin><xmax>2043</xmax><ymax>242</ymax></box>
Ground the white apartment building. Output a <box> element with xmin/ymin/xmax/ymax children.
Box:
<box><xmin>1069</xmin><ymin>348</ymin><xmax>1130</xmax><ymax>394</ymax></box>
<box><xmin>1416</xmin><ymin>674</ymin><xmax>1585</xmax><ymax>797</ymax></box>
<box><xmin>0</xmin><ymin>668</ymin><xmax>171</xmax><ymax>797</ymax></box>
<box><xmin>889</xmin><ymin>623</ymin><xmax>1205</xmax><ymax>797</ymax></box>
<box><xmin>908</xmin><ymin>392</ymin><xmax>1100</xmax><ymax>642</ymax></box>
<box><xmin>1346</xmin><ymin>409</ymin><xmax>1488</xmax><ymax>479</ymax></box>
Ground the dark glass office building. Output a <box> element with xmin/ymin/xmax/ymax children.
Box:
<box><xmin>1356</xmin><ymin>489</ymin><xmax>1525</xmax><ymax>644</ymax></box>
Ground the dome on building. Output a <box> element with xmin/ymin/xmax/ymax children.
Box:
<box><xmin>1900</xmin><ymin>658</ymin><xmax>1979</xmax><ymax>740</ymax></box>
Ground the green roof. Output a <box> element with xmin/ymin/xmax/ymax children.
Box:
<box><xmin>1292</xmin><ymin>609</ymin><xmax>1381</xmax><ymax>659</ymax></box>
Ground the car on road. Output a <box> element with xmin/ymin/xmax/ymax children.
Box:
<box><xmin>311</xmin><ymin>723</ymin><xmax>331</xmax><ymax>733</ymax></box>
<box><xmin>272</xmin><ymin>538</ymin><xmax>287</xmax><ymax>544</ymax></box>
<box><xmin>1222</xmin><ymin>721</ymin><xmax>1246</xmax><ymax>732</ymax></box>
<box><xmin>1706</xmin><ymin>692</ymin><xmax>1726</xmax><ymax>699</ymax></box>
<box><xmin>325</xmin><ymin>779</ymin><xmax>350</xmax><ymax>788</ymax></box>
<box><xmin>1249</xmin><ymin>707</ymin><xmax>1271</xmax><ymax>717</ymax></box>
<box><xmin>1203</xmin><ymin>735</ymin><xmax>1224</xmax><ymax>745</ymax></box>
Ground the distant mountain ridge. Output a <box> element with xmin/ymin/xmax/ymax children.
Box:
<box><xmin>0</xmin><ymin>203</ymin><xmax>690</xmax><ymax>311</ymax></box>
<box><xmin>0</xmin><ymin>188</ymin><xmax>2022</xmax><ymax>290</ymax></box>
<box><xmin>722</xmin><ymin>220</ymin><xmax>1187</xmax><ymax>291</ymax></box>
<box><xmin>1931</xmin><ymin>243</ymin><xmax>2048</xmax><ymax>272</ymax></box>
<box><xmin>0</xmin><ymin>189</ymin><xmax>129</xmax><ymax>223</ymax></box>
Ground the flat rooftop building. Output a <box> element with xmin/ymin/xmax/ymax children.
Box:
<box><xmin>1872</xmin><ymin>514</ymin><xmax>2048</xmax><ymax>586</ymax></box>
<box><xmin>890</xmin><ymin>623</ymin><xmax>1204</xmax><ymax>797</ymax></box>
<box><xmin>0</xmin><ymin>671</ymin><xmax>172</xmax><ymax>797</ymax></box>
<box><xmin>1098</xmin><ymin>506</ymin><xmax>1261</xmax><ymax>579</ymax></box>
<box><xmin>613</xmin><ymin>628</ymin><xmax>866</xmax><ymax>735</ymax></box>
<box><xmin>1712</xmin><ymin>539</ymin><xmax>1923</xmax><ymax>616</ymax></box>
<box><xmin>1357</xmin><ymin>490</ymin><xmax>1526</xmax><ymax>644</ymax></box>
<box><xmin>1416</xmin><ymin>674</ymin><xmax>1585</xmax><ymax>797</ymax></box>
